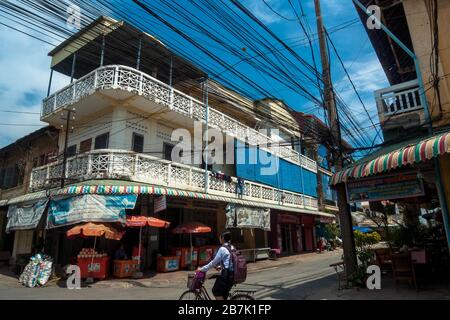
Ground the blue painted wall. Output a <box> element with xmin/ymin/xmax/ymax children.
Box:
<box><xmin>322</xmin><ymin>174</ymin><xmax>337</xmax><ymax>202</ymax></box>
<box><xmin>235</xmin><ymin>140</ymin><xmax>318</xmax><ymax>197</ymax></box>
<box><xmin>318</xmin><ymin>145</ymin><xmax>329</xmax><ymax>170</ymax></box>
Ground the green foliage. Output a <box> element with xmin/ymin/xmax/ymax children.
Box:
<box><xmin>348</xmin><ymin>230</ymin><xmax>381</xmax><ymax>288</ymax></box>
<box><xmin>324</xmin><ymin>223</ymin><xmax>340</xmax><ymax>240</ymax></box>
<box><xmin>387</xmin><ymin>225</ymin><xmax>431</xmax><ymax>248</ymax></box>
<box><xmin>354</xmin><ymin>230</ymin><xmax>381</xmax><ymax>248</ymax></box>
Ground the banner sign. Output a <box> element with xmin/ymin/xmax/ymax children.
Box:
<box><xmin>154</xmin><ymin>195</ymin><xmax>167</xmax><ymax>214</ymax></box>
<box><xmin>6</xmin><ymin>199</ymin><xmax>48</xmax><ymax>232</ymax></box>
<box><xmin>226</xmin><ymin>204</ymin><xmax>270</xmax><ymax>231</ymax></box>
<box><xmin>47</xmin><ymin>194</ymin><xmax>137</xmax><ymax>228</ymax></box>
<box><xmin>346</xmin><ymin>172</ymin><xmax>425</xmax><ymax>203</ymax></box>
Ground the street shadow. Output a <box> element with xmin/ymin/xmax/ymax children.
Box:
<box><xmin>258</xmin><ymin>273</ymin><xmax>450</xmax><ymax>300</ymax></box>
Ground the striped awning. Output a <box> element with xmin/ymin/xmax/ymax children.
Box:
<box><xmin>331</xmin><ymin>131</ymin><xmax>450</xmax><ymax>185</ymax></box>
<box><xmin>52</xmin><ymin>184</ymin><xmax>333</xmax><ymax>218</ymax></box>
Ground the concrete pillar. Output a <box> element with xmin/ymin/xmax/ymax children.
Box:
<box><xmin>109</xmin><ymin>106</ymin><xmax>128</xmax><ymax>149</ymax></box>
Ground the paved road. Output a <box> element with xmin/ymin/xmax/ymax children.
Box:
<box><xmin>3</xmin><ymin>250</ymin><xmax>449</xmax><ymax>300</ymax></box>
<box><xmin>0</xmin><ymin>252</ymin><xmax>341</xmax><ymax>300</ymax></box>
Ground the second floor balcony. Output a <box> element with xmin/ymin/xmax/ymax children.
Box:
<box><xmin>29</xmin><ymin>149</ymin><xmax>319</xmax><ymax>211</ymax></box>
<box><xmin>375</xmin><ymin>79</ymin><xmax>425</xmax><ymax>132</ymax></box>
<box><xmin>41</xmin><ymin>65</ymin><xmax>317</xmax><ymax>173</ymax></box>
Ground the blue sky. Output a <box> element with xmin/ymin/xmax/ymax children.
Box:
<box><xmin>0</xmin><ymin>0</ymin><xmax>389</xmax><ymax>150</ymax></box>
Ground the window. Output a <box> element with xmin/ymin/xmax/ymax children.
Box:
<box><xmin>1</xmin><ymin>166</ymin><xmax>21</xmax><ymax>189</ymax></box>
<box><xmin>94</xmin><ymin>133</ymin><xmax>109</xmax><ymax>150</ymax></box>
<box><xmin>79</xmin><ymin>138</ymin><xmax>92</xmax><ymax>153</ymax></box>
<box><xmin>163</xmin><ymin>143</ymin><xmax>174</xmax><ymax>161</ymax></box>
<box><xmin>132</xmin><ymin>133</ymin><xmax>144</xmax><ymax>153</ymax></box>
<box><xmin>66</xmin><ymin>145</ymin><xmax>77</xmax><ymax>157</ymax></box>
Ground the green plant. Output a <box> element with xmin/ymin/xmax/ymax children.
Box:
<box><xmin>349</xmin><ymin>230</ymin><xmax>381</xmax><ymax>288</ymax></box>
<box><xmin>324</xmin><ymin>223</ymin><xmax>340</xmax><ymax>240</ymax></box>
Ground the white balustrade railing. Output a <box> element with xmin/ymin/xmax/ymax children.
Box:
<box><xmin>42</xmin><ymin>65</ymin><xmax>317</xmax><ymax>173</ymax></box>
<box><xmin>29</xmin><ymin>149</ymin><xmax>318</xmax><ymax>211</ymax></box>
<box><xmin>375</xmin><ymin>79</ymin><xmax>423</xmax><ymax>117</ymax></box>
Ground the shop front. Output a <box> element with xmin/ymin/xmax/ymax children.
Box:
<box><xmin>331</xmin><ymin>130</ymin><xmax>450</xmax><ymax>269</ymax></box>
<box><xmin>269</xmin><ymin>212</ymin><xmax>302</xmax><ymax>254</ymax></box>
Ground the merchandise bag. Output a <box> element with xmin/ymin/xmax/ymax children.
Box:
<box><xmin>19</xmin><ymin>253</ymin><xmax>54</xmax><ymax>288</ymax></box>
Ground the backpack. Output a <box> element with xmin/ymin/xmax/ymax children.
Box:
<box><xmin>223</xmin><ymin>244</ymin><xmax>247</xmax><ymax>284</ymax></box>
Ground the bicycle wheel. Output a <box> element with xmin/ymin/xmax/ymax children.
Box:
<box><xmin>230</xmin><ymin>293</ymin><xmax>255</xmax><ymax>300</ymax></box>
<box><xmin>179</xmin><ymin>290</ymin><xmax>203</xmax><ymax>300</ymax></box>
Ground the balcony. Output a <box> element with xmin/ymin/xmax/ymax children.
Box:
<box><xmin>42</xmin><ymin>65</ymin><xmax>317</xmax><ymax>173</ymax></box>
<box><xmin>29</xmin><ymin>149</ymin><xmax>318</xmax><ymax>211</ymax></box>
<box><xmin>375</xmin><ymin>79</ymin><xmax>425</xmax><ymax>130</ymax></box>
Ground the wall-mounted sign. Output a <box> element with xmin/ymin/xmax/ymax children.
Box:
<box><xmin>225</xmin><ymin>204</ymin><xmax>270</xmax><ymax>231</ymax></box>
<box><xmin>346</xmin><ymin>172</ymin><xmax>425</xmax><ymax>203</ymax></box>
<box><xmin>154</xmin><ymin>195</ymin><xmax>167</xmax><ymax>214</ymax></box>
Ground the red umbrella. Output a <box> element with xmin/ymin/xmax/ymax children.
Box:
<box><xmin>171</xmin><ymin>222</ymin><xmax>212</xmax><ymax>234</ymax></box>
<box><xmin>125</xmin><ymin>216</ymin><xmax>170</xmax><ymax>275</ymax></box>
<box><xmin>67</xmin><ymin>222</ymin><xmax>124</xmax><ymax>240</ymax></box>
<box><xmin>126</xmin><ymin>216</ymin><xmax>170</xmax><ymax>228</ymax></box>
<box><xmin>171</xmin><ymin>222</ymin><xmax>212</xmax><ymax>269</ymax></box>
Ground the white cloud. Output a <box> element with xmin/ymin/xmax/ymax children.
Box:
<box><xmin>243</xmin><ymin>0</ymin><xmax>293</xmax><ymax>24</ymax></box>
<box><xmin>332</xmin><ymin>56</ymin><xmax>388</xmax><ymax>143</ymax></box>
<box><xmin>0</xmin><ymin>25</ymin><xmax>68</xmax><ymax>148</ymax></box>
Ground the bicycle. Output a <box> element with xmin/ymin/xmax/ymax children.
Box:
<box><xmin>179</xmin><ymin>271</ymin><xmax>255</xmax><ymax>300</ymax></box>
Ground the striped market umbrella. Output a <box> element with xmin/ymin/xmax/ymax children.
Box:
<box><xmin>125</xmin><ymin>216</ymin><xmax>170</xmax><ymax>274</ymax></box>
<box><xmin>171</xmin><ymin>222</ymin><xmax>212</xmax><ymax>270</ymax></box>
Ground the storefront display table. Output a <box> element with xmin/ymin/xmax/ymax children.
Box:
<box><xmin>157</xmin><ymin>256</ymin><xmax>180</xmax><ymax>272</ymax></box>
<box><xmin>77</xmin><ymin>257</ymin><xmax>110</xmax><ymax>280</ymax></box>
<box><xmin>113</xmin><ymin>260</ymin><xmax>140</xmax><ymax>278</ymax></box>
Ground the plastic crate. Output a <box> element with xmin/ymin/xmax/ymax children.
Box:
<box><xmin>113</xmin><ymin>260</ymin><xmax>139</xmax><ymax>278</ymax></box>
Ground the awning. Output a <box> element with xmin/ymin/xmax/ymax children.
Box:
<box><xmin>47</xmin><ymin>194</ymin><xmax>137</xmax><ymax>229</ymax></box>
<box><xmin>3</xmin><ymin>190</ymin><xmax>49</xmax><ymax>206</ymax></box>
<box><xmin>54</xmin><ymin>183</ymin><xmax>328</xmax><ymax>217</ymax></box>
<box><xmin>6</xmin><ymin>199</ymin><xmax>49</xmax><ymax>232</ymax></box>
<box><xmin>331</xmin><ymin>130</ymin><xmax>450</xmax><ymax>185</ymax></box>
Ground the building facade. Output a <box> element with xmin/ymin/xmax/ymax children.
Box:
<box><xmin>4</xmin><ymin>16</ymin><xmax>337</xmax><ymax>269</ymax></box>
<box><xmin>0</xmin><ymin>126</ymin><xmax>59</xmax><ymax>265</ymax></box>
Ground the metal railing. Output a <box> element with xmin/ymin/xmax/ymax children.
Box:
<box><xmin>29</xmin><ymin>149</ymin><xmax>318</xmax><ymax>211</ymax></box>
<box><xmin>375</xmin><ymin>79</ymin><xmax>423</xmax><ymax>117</ymax></box>
<box><xmin>42</xmin><ymin>65</ymin><xmax>317</xmax><ymax>173</ymax></box>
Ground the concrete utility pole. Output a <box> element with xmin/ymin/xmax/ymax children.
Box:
<box><xmin>60</xmin><ymin>108</ymin><xmax>74</xmax><ymax>188</ymax></box>
<box><xmin>314</xmin><ymin>0</ymin><xmax>357</xmax><ymax>276</ymax></box>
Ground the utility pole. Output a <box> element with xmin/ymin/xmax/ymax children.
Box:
<box><xmin>60</xmin><ymin>108</ymin><xmax>74</xmax><ymax>188</ymax></box>
<box><xmin>314</xmin><ymin>0</ymin><xmax>357</xmax><ymax>276</ymax></box>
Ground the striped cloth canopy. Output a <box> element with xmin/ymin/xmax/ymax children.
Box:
<box><xmin>331</xmin><ymin>131</ymin><xmax>450</xmax><ymax>185</ymax></box>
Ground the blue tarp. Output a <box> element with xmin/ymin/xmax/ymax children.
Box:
<box><xmin>235</xmin><ymin>140</ymin><xmax>318</xmax><ymax>197</ymax></box>
<box><xmin>353</xmin><ymin>226</ymin><xmax>374</xmax><ymax>233</ymax></box>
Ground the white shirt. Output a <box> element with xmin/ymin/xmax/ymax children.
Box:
<box><xmin>200</xmin><ymin>243</ymin><xmax>234</xmax><ymax>272</ymax></box>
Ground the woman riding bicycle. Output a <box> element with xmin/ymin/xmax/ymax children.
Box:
<box><xmin>197</xmin><ymin>230</ymin><xmax>234</xmax><ymax>300</ymax></box>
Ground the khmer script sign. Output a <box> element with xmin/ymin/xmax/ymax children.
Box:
<box><xmin>346</xmin><ymin>172</ymin><xmax>425</xmax><ymax>203</ymax></box>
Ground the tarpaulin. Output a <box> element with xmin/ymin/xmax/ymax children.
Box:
<box><xmin>226</xmin><ymin>204</ymin><xmax>270</xmax><ymax>231</ymax></box>
<box><xmin>6</xmin><ymin>199</ymin><xmax>48</xmax><ymax>232</ymax></box>
<box><xmin>47</xmin><ymin>194</ymin><xmax>137</xmax><ymax>228</ymax></box>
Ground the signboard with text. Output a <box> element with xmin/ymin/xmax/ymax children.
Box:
<box><xmin>346</xmin><ymin>172</ymin><xmax>425</xmax><ymax>203</ymax></box>
<box><xmin>154</xmin><ymin>196</ymin><xmax>167</xmax><ymax>214</ymax></box>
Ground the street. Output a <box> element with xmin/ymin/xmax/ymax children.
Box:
<box><xmin>0</xmin><ymin>251</ymin><xmax>341</xmax><ymax>300</ymax></box>
<box><xmin>1</xmin><ymin>250</ymin><xmax>449</xmax><ymax>300</ymax></box>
